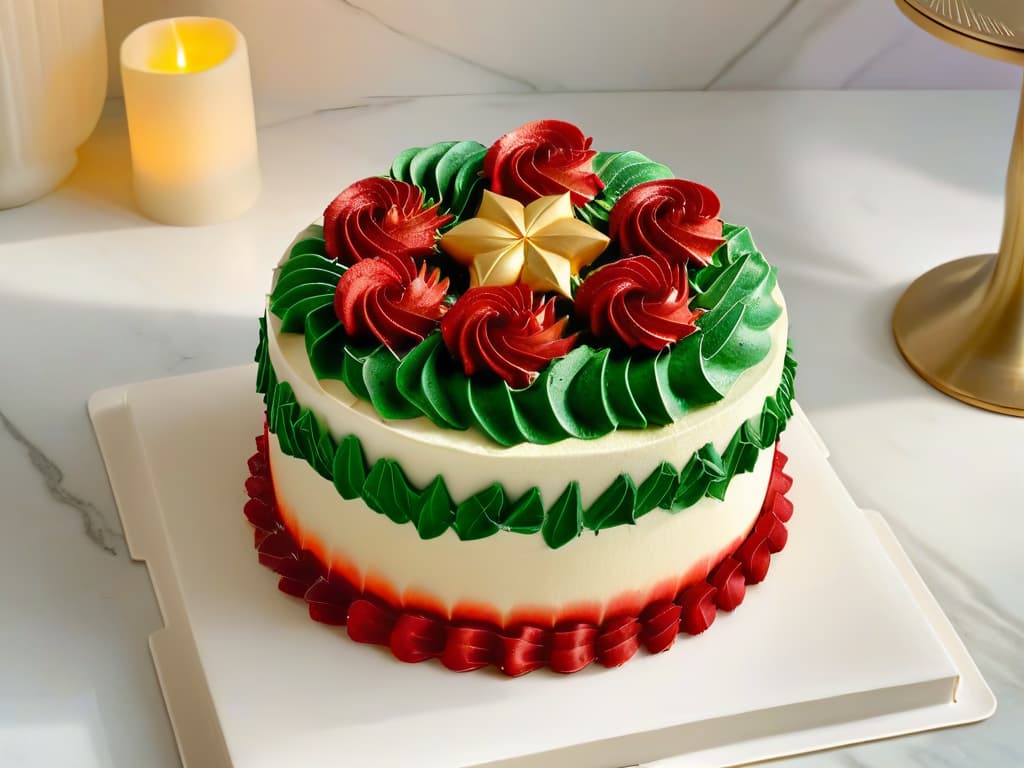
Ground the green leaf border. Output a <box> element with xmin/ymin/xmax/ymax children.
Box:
<box><xmin>256</xmin><ymin>317</ymin><xmax>796</xmax><ymax>549</ymax></box>
<box><xmin>267</xmin><ymin>221</ymin><xmax>782</xmax><ymax>447</ymax></box>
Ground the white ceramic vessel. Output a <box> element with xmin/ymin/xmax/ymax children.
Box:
<box><xmin>0</xmin><ymin>0</ymin><xmax>107</xmax><ymax>209</ymax></box>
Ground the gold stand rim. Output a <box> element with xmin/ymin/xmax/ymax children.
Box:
<box><xmin>893</xmin><ymin>256</ymin><xmax>1024</xmax><ymax>417</ymax></box>
<box><xmin>891</xmin><ymin>0</ymin><xmax>1024</xmax><ymax>418</ymax></box>
<box><xmin>895</xmin><ymin>0</ymin><xmax>1024</xmax><ymax>65</ymax></box>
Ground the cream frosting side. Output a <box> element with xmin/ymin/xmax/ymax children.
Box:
<box><xmin>265</xmin><ymin>296</ymin><xmax>788</xmax><ymax>506</ymax></box>
<box><xmin>269</xmin><ymin>433</ymin><xmax>773</xmax><ymax>619</ymax></box>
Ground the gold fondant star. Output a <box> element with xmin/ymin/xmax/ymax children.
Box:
<box><xmin>439</xmin><ymin>190</ymin><xmax>609</xmax><ymax>298</ymax></box>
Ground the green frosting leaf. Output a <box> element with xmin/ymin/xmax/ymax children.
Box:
<box><xmin>390</xmin><ymin>141</ymin><xmax>487</xmax><ymax>225</ymax></box>
<box><xmin>332</xmin><ymin>435</ymin><xmax>367</xmax><ymax>500</ymax></box>
<box><xmin>412</xmin><ymin>476</ymin><xmax>455</xmax><ymax>540</ymax></box>
<box><xmin>255</xmin><ymin>315</ymin><xmax>274</xmax><ymax>397</ymax></box>
<box><xmin>454</xmin><ymin>484</ymin><xmax>504</xmax><ymax>540</ymax></box>
<box><xmin>634</xmin><ymin>461</ymin><xmax>679</xmax><ymax>518</ymax></box>
<box><xmin>583</xmin><ymin>475</ymin><xmax>637</xmax><ymax>530</ymax></box>
<box><xmin>363</xmin><ymin>459</ymin><xmax>415</xmax><ymax>524</ymax></box>
<box><xmin>543</xmin><ymin>482</ymin><xmax>583</xmax><ymax>549</ymax></box>
<box><xmin>673</xmin><ymin>444</ymin><xmax>728</xmax><ymax>509</ymax></box>
<box><xmin>502</xmin><ymin>489</ymin><xmax>544</xmax><ymax>533</ymax></box>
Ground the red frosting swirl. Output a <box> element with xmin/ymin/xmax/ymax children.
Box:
<box><xmin>483</xmin><ymin>120</ymin><xmax>604</xmax><ymax>207</ymax></box>
<box><xmin>709</xmin><ymin>557</ymin><xmax>746</xmax><ymax>611</ymax></box>
<box><xmin>609</xmin><ymin>179</ymin><xmax>726</xmax><ymax>267</ymax></box>
<box><xmin>440</xmin><ymin>284</ymin><xmax>576</xmax><ymax>389</ymax></box>
<box><xmin>334</xmin><ymin>253</ymin><xmax>449</xmax><ymax>352</ymax></box>
<box><xmin>323</xmin><ymin>177</ymin><xmax>453</xmax><ymax>264</ymax></box>
<box><xmin>574</xmin><ymin>253</ymin><xmax>702</xmax><ymax>350</ymax></box>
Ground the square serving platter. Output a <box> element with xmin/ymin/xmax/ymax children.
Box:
<box><xmin>88</xmin><ymin>365</ymin><xmax>994</xmax><ymax>768</ymax></box>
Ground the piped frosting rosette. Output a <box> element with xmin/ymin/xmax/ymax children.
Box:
<box><xmin>263</xmin><ymin>119</ymin><xmax>784</xmax><ymax>445</ymax></box>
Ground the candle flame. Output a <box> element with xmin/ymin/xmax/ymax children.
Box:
<box><xmin>171</xmin><ymin>20</ymin><xmax>187</xmax><ymax>70</ymax></box>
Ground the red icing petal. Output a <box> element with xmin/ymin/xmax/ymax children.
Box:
<box><xmin>483</xmin><ymin>120</ymin><xmax>603</xmax><ymax>207</ymax></box>
<box><xmin>247</xmin><ymin>451</ymin><xmax>269</xmax><ymax>478</ymax></box>
<box><xmin>609</xmin><ymin>179</ymin><xmax>725</xmax><ymax>267</ymax></box>
<box><xmin>550</xmin><ymin>623</ymin><xmax>598</xmax><ymax>674</ymax></box>
<box><xmin>441</xmin><ymin>625</ymin><xmax>499</xmax><ymax>672</ymax></box>
<box><xmin>596</xmin><ymin>616</ymin><xmax>642</xmax><ymax>668</ymax></box>
<box><xmin>257</xmin><ymin>529</ymin><xmax>299</xmax><ymax>573</ymax></box>
<box><xmin>754</xmin><ymin>510</ymin><xmax>788</xmax><ymax>553</ymax></box>
<box><xmin>498</xmin><ymin>626</ymin><xmax>550</xmax><ymax>677</ymax></box>
<box><xmin>276</xmin><ymin>549</ymin><xmax>320</xmax><ymax>597</ymax></box>
<box><xmin>334</xmin><ymin>253</ymin><xmax>448</xmax><ymax>352</ymax></box>
<box><xmin>768</xmin><ymin>493</ymin><xmax>794</xmax><ymax>523</ymax></box>
<box><xmin>773</xmin><ymin>448</ymin><xmax>789</xmax><ymax>472</ymax></box>
<box><xmin>253</xmin><ymin>528</ymin><xmax>273</xmax><ymax>550</ymax></box>
<box><xmin>639</xmin><ymin>600</ymin><xmax>683</xmax><ymax>653</ymax></box>
<box><xmin>323</xmin><ymin>178</ymin><xmax>451</xmax><ymax>264</ymax></box>
<box><xmin>243</xmin><ymin>498</ymin><xmax>277</xmax><ymax>532</ymax></box>
<box><xmin>304</xmin><ymin>576</ymin><xmax>355</xmax><ymax>626</ymax></box>
<box><xmin>441</xmin><ymin>285</ymin><xmax>576</xmax><ymax>388</ymax></box>
<box><xmin>677</xmin><ymin>581</ymin><xmax>718</xmax><ymax>635</ymax></box>
<box><xmin>390</xmin><ymin>613</ymin><xmax>447</xmax><ymax>663</ymax></box>
<box><xmin>245</xmin><ymin>475</ymin><xmax>274</xmax><ymax>504</ymax></box>
<box><xmin>709</xmin><ymin>557</ymin><xmax>746</xmax><ymax>611</ymax></box>
<box><xmin>734</xmin><ymin>533</ymin><xmax>772</xmax><ymax>584</ymax></box>
<box><xmin>575</xmin><ymin>253</ymin><xmax>702</xmax><ymax>350</ymax></box>
<box><xmin>765</xmin><ymin>466</ymin><xmax>794</xmax><ymax>501</ymax></box>
<box><xmin>347</xmin><ymin>599</ymin><xmax>397</xmax><ymax>645</ymax></box>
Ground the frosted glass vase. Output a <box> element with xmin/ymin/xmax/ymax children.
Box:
<box><xmin>0</xmin><ymin>0</ymin><xmax>107</xmax><ymax>209</ymax></box>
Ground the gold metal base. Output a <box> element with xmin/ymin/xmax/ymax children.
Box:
<box><xmin>893</xmin><ymin>254</ymin><xmax>1024</xmax><ymax>416</ymax></box>
<box><xmin>891</xmin><ymin>0</ymin><xmax>1024</xmax><ymax>417</ymax></box>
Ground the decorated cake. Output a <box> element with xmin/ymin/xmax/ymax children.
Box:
<box><xmin>245</xmin><ymin>120</ymin><xmax>797</xmax><ymax>675</ymax></box>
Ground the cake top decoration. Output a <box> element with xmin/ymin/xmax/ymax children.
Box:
<box><xmin>439</xmin><ymin>190</ymin><xmax>609</xmax><ymax>299</ymax></box>
<box><xmin>268</xmin><ymin>118</ymin><xmax>784</xmax><ymax>446</ymax></box>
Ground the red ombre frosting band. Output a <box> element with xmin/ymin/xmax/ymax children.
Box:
<box><xmin>243</xmin><ymin>431</ymin><xmax>795</xmax><ymax>676</ymax></box>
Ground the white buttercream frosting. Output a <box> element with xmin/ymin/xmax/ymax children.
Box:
<box><xmin>266</xmin><ymin>297</ymin><xmax>787</xmax><ymax>506</ymax></box>
<box><xmin>263</xmin><ymin>234</ymin><xmax>789</xmax><ymax>618</ymax></box>
<box><xmin>269</xmin><ymin>434</ymin><xmax>773</xmax><ymax>621</ymax></box>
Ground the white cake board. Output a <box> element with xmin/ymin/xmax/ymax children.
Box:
<box><xmin>88</xmin><ymin>366</ymin><xmax>995</xmax><ymax>768</ymax></box>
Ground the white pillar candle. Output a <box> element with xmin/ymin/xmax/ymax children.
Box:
<box><xmin>120</xmin><ymin>17</ymin><xmax>260</xmax><ymax>226</ymax></box>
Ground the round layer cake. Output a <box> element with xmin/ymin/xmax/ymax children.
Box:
<box><xmin>247</xmin><ymin>119</ymin><xmax>797</xmax><ymax>675</ymax></box>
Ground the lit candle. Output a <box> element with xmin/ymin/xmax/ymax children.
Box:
<box><xmin>120</xmin><ymin>17</ymin><xmax>260</xmax><ymax>225</ymax></box>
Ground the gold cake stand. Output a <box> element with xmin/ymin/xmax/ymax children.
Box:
<box><xmin>893</xmin><ymin>0</ymin><xmax>1024</xmax><ymax>416</ymax></box>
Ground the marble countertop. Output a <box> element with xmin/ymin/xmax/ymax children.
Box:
<box><xmin>1</xmin><ymin>91</ymin><xmax>1021</xmax><ymax>768</ymax></box>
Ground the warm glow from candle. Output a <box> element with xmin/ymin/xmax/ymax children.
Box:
<box><xmin>171</xmin><ymin>21</ymin><xmax>187</xmax><ymax>70</ymax></box>
<box><xmin>120</xmin><ymin>17</ymin><xmax>260</xmax><ymax>225</ymax></box>
<box><xmin>140</xmin><ymin>17</ymin><xmax>235</xmax><ymax>74</ymax></box>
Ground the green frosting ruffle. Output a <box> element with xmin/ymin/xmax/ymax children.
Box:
<box><xmin>576</xmin><ymin>151</ymin><xmax>674</xmax><ymax>230</ymax></box>
<box><xmin>389</xmin><ymin>141</ymin><xmax>488</xmax><ymax>226</ymax></box>
<box><xmin>256</xmin><ymin>318</ymin><xmax>796</xmax><ymax>549</ymax></box>
<box><xmin>268</xmin><ymin>222</ymin><xmax>781</xmax><ymax>447</ymax></box>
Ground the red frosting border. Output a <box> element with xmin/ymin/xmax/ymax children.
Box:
<box><xmin>243</xmin><ymin>434</ymin><xmax>794</xmax><ymax>676</ymax></box>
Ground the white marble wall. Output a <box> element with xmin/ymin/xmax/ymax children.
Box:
<box><xmin>102</xmin><ymin>0</ymin><xmax>1020</xmax><ymax>125</ymax></box>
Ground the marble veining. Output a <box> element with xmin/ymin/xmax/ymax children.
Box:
<box><xmin>337</xmin><ymin>0</ymin><xmax>540</xmax><ymax>92</ymax></box>
<box><xmin>704</xmin><ymin>0</ymin><xmax>802</xmax><ymax>89</ymax></box>
<box><xmin>0</xmin><ymin>408</ymin><xmax>123</xmax><ymax>556</ymax></box>
<box><xmin>98</xmin><ymin>0</ymin><xmax>1021</xmax><ymax>129</ymax></box>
